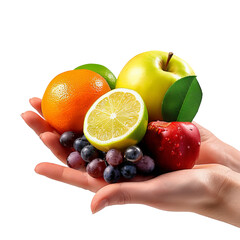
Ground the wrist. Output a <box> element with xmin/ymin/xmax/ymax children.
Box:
<box><xmin>222</xmin><ymin>142</ymin><xmax>240</xmax><ymax>173</ymax></box>
<box><xmin>217</xmin><ymin>169</ymin><xmax>240</xmax><ymax>227</ymax></box>
<box><xmin>196</xmin><ymin>166</ymin><xmax>240</xmax><ymax>227</ymax></box>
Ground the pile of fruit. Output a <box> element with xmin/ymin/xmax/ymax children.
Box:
<box><xmin>41</xmin><ymin>51</ymin><xmax>203</xmax><ymax>184</ymax></box>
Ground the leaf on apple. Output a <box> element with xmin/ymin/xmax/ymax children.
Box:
<box><xmin>162</xmin><ymin>76</ymin><xmax>202</xmax><ymax>122</ymax></box>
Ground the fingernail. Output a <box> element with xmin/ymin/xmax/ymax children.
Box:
<box><xmin>34</xmin><ymin>165</ymin><xmax>40</xmax><ymax>174</ymax></box>
<box><xmin>92</xmin><ymin>199</ymin><xmax>109</xmax><ymax>214</ymax></box>
<box><xmin>20</xmin><ymin>113</ymin><xmax>25</xmax><ymax>119</ymax></box>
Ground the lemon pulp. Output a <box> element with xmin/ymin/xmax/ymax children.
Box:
<box><xmin>84</xmin><ymin>88</ymin><xmax>148</xmax><ymax>151</ymax></box>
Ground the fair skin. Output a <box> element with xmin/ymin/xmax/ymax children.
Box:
<box><xmin>22</xmin><ymin>97</ymin><xmax>240</xmax><ymax>228</ymax></box>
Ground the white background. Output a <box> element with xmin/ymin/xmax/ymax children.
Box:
<box><xmin>1</xmin><ymin>0</ymin><xmax>240</xmax><ymax>239</ymax></box>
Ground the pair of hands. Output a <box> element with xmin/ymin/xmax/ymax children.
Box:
<box><xmin>22</xmin><ymin>97</ymin><xmax>240</xmax><ymax>227</ymax></box>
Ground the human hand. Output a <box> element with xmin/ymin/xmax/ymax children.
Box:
<box><xmin>194</xmin><ymin>122</ymin><xmax>240</xmax><ymax>173</ymax></box>
<box><xmin>22</xmin><ymin>97</ymin><xmax>240</xmax><ymax>227</ymax></box>
<box><xmin>22</xmin><ymin>97</ymin><xmax>151</xmax><ymax>192</ymax></box>
<box><xmin>22</xmin><ymin>97</ymin><xmax>240</xmax><ymax>174</ymax></box>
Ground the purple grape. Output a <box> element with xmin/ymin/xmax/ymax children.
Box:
<box><xmin>103</xmin><ymin>165</ymin><xmax>121</xmax><ymax>183</ymax></box>
<box><xmin>73</xmin><ymin>136</ymin><xmax>90</xmax><ymax>152</ymax></box>
<box><xmin>106</xmin><ymin>149</ymin><xmax>123</xmax><ymax>166</ymax></box>
<box><xmin>120</xmin><ymin>163</ymin><xmax>137</xmax><ymax>179</ymax></box>
<box><xmin>60</xmin><ymin>131</ymin><xmax>79</xmax><ymax>148</ymax></box>
<box><xmin>81</xmin><ymin>145</ymin><xmax>99</xmax><ymax>162</ymax></box>
<box><xmin>135</xmin><ymin>155</ymin><xmax>155</xmax><ymax>174</ymax></box>
<box><xmin>86</xmin><ymin>158</ymin><xmax>106</xmax><ymax>178</ymax></box>
<box><xmin>67</xmin><ymin>151</ymin><xmax>86</xmax><ymax>170</ymax></box>
<box><xmin>124</xmin><ymin>146</ymin><xmax>143</xmax><ymax>163</ymax></box>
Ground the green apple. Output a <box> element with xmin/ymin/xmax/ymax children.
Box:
<box><xmin>116</xmin><ymin>51</ymin><xmax>195</xmax><ymax>121</ymax></box>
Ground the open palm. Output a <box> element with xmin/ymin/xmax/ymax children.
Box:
<box><xmin>22</xmin><ymin>98</ymin><xmax>154</xmax><ymax>191</ymax></box>
<box><xmin>22</xmin><ymin>97</ymin><xmax>237</xmax><ymax>214</ymax></box>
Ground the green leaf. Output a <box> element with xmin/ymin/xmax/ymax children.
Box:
<box><xmin>162</xmin><ymin>75</ymin><xmax>203</xmax><ymax>122</ymax></box>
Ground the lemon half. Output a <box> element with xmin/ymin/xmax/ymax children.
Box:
<box><xmin>83</xmin><ymin>88</ymin><xmax>148</xmax><ymax>152</ymax></box>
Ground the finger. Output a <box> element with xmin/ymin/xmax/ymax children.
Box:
<box><xmin>35</xmin><ymin>162</ymin><xmax>108</xmax><ymax>192</ymax></box>
<box><xmin>91</xmin><ymin>181</ymin><xmax>149</xmax><ymax>214</ymax></box>
<box><xmin>91</xmin><ymin>165</ymin><xmax>213</xmax><ymax>214</ymax></box>
<box><xmin>21</xmin><ymin>111</ymin><xmax>55</xmax><ymax>135</ymax></box>
<box><xmin>29</xmin><ymin>97</ymin><xmax>43</xmax><ymax>116</ymax></box>
<box><xmin>39</xmin><ymin>132</ymin><xmax>71</xmax><ymax>164</ymax></box>
<box><xmin>192</xmin><ymin>122</ymin><xmax>215</xmax><ymax>143</ymax></box>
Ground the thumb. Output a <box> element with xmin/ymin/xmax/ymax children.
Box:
<box><xmin>91</xmin><ymin>181</ymin><xmax>150</xmax><ymax>214</ymax></box>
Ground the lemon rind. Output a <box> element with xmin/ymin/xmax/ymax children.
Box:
<box><xmin>83</xmin><ymin>88</ymin><xmax>145</xmax><ymax>146</ymax></box>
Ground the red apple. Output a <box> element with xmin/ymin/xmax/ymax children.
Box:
<box><xmin>143</xmin><ymin>121</ymin><xmax>201</xmax><ymax>172</ymax></box>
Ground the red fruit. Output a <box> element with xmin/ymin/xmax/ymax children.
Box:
<box><xmin>143</xmin><ymin>121</ymin><xmax>201</xmax><ymax>172</ymax></box>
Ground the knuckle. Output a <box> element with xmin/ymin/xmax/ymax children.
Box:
<box><xmin>115</xmin><ymin>183</ymin><xmax>132</xmax><ymax>205</ymax></box>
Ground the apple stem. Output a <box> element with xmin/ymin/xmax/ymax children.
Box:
<box><xmin>164</xmin><ymin>52</ymin><xmax>174</xmax><ymax>71</ymax></box>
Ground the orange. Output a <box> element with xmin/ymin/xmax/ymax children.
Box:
<box><xmin>41</xmin><ymin>69</ymin><xmax>111</xmax><ymax>134</ymax></box>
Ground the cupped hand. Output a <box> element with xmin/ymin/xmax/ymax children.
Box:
<box><xmin>21</xmin><ymin>97</ymin><xmax>238</xmax><ymax>193</ymax></box>
<box><xmin>22</xmin><ymin>97</ymin><xmax>240</xmax><ymax>227</ymax></box>
<box><xmin>90</xmin><ymin>163</ymin><xmax>231</xmax><ymax>214</ymax></box>
<box><xmin>22</xmin><ymin>97</ymin><xmax>238</xmax><ymax>170</ymax></box>
<box><xmin>22</xmin><ymin>97</ymin><xmax>152</xmax><ymax>193</ymax></box>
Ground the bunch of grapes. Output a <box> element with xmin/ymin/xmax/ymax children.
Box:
<box><xmin>60</xmin><ymin>131</ymin><xmax>155</xmax><ymax>184</ymax></box>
